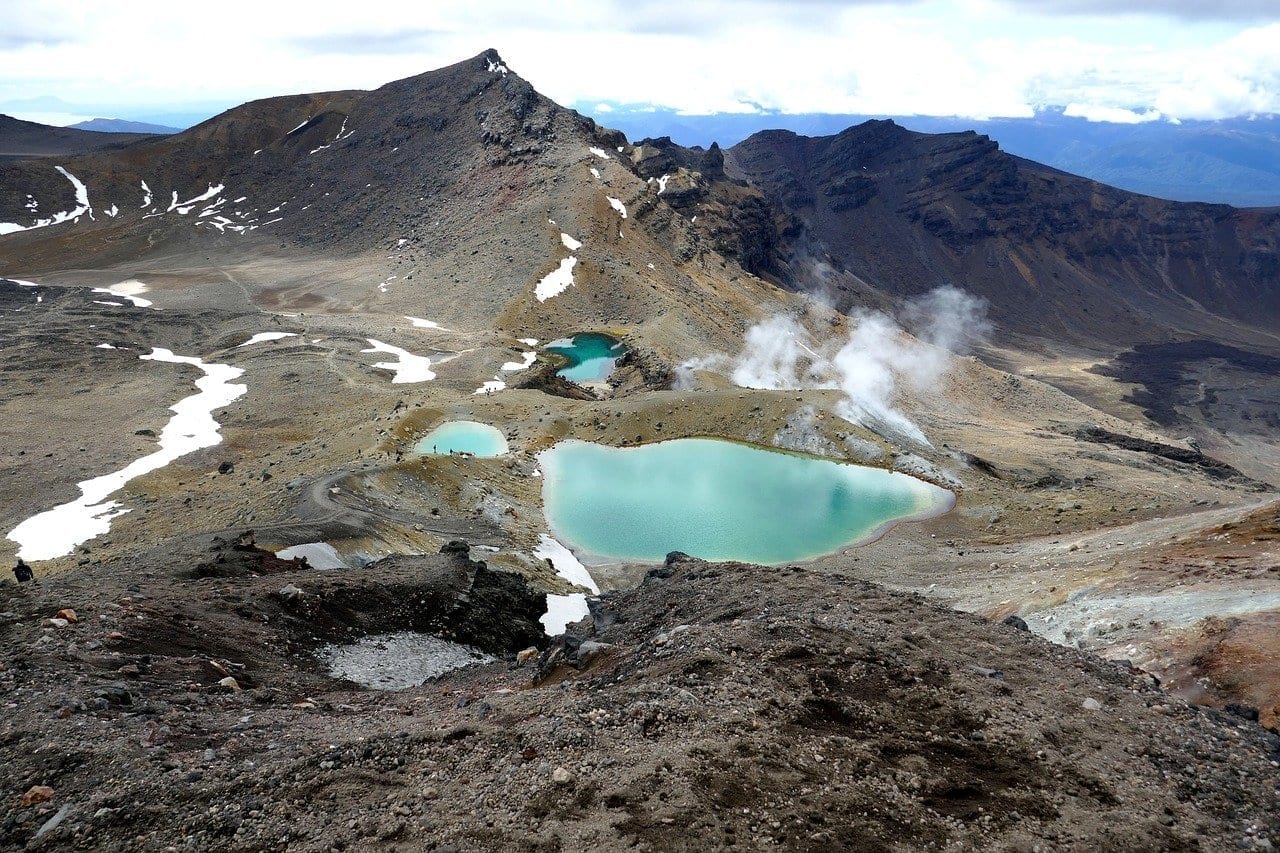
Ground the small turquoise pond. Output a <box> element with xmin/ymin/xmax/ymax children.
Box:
<box><xmin>540</xmin><ymin>438</ymin><xmax>952</xmax><ymax>564</ymax></box>
<box><xmin>545</xmin><ymin>333</ymin><xmax>627</xmax><ymax>383</ymax></box>
<box><xmin>415</xmin><ymin>421</ymin><xmax>508</xmax><ymax>457</ymax></box>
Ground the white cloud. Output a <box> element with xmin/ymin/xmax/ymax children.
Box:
<box><xmin>0</xmin><ymin>0</ymin><xmax>1275</xmax><ymax>124</ymax></box>
<box><xmin>1062</xmin><ymin>104</ymin><xmax>1162</xmax><ymax>123</ymax></box>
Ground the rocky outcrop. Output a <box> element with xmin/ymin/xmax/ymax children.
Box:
<box><xmin>729</xmin><ymin>120</ymin><xmax>1280</xmax><ymax>349</ymax></box>
<box><xmin>631</xmin><ymin>136</ymin><xmax>796</xmax><ymax>280</ymax></box>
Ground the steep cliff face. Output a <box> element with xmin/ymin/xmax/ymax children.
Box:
<box><xmin>728</xmin><ymin>120</ymin><xmax>1280</xmax><ymax>349</ymax></box>
<box><xmin>629</xmin><ymin>136</ymin><xmax>797</xmax><ymax>281</ymax></box>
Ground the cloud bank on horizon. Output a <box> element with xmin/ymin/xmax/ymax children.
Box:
<box><xmin>0</xmin><ymin>0</ymin><xmax>1277</xmax><ymax>125</ymax></box>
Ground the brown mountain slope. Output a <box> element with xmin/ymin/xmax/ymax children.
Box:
<box><xmin>0</xmin><ymin>50</ymin><xmax>628</xmax><ymax>265</ymax></box>
<box><xmin>724</xmin><ymin>120</ymin><xmax>1280</xmax><ymax>351</ymax></box>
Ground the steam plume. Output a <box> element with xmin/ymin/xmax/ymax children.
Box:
<box><xmin>680</xmin><ymin>286</ymin><xmax>989</xmax><ymax>445</ymax></box>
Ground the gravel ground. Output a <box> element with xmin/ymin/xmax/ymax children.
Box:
<box><xmin>3</xmin><ymin>547</ymin><xmax>1278</xmax><ymax>851</ymax></box>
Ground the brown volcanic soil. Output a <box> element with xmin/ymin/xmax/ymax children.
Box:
<box><xmin>3</xmin><ymin>551</ymin><xmax>1279</xmax><ymax>851</ymax></box>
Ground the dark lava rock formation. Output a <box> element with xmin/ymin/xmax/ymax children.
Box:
<box><xmin>726</xmin><ymin>120</ymin><xmax>1280</xmax><ymax>350</ymax></box>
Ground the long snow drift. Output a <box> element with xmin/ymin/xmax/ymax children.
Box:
<box><xmin>7</xmin><ymin>349</ymin><xmax>247</xmax><ymax>561</ymax></box>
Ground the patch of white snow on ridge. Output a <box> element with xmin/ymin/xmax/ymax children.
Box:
<box><xmin>6</xmin><ymin>349</ymin><xmax>247</xmax><ymax>562</ymax></box>
<box><xmin>0</xmin><ymin>166</ymin><xmax>92</xmax><ymax>235</ymax></box>
<box><xmin>535</xmin><ymin>534</ymin><xmax>598</xmax><ymax>636</ymax></box>
<box><xmin>534</xmin><ymin>257</ymin><xmax>577</xmax><ymax>302</ymax></box>
<box><xmin>96</xmin><ymin>343</ymin><xmax>117</xmax><ymax>349</ymax></box>
<box><xmin>518</xmin><ymin>337</ymin><xmax>538</xmax><ymax>346</ymax></box>
<box><xmin>560</xmin><ymin>232</ymin><xmax>582</xmax><ymax>251</ymax></box>
<box><xmin>362</xmin><ymin>339</ymin><xmax>435</xmax><ymax>383</ymax></box>
<box><xmin>91</xmin><ymin>280</ymin><xmax>153</xmax><ymax>308</ymax></box>
<box><xmin>589</xmin><ymin>167</ymin><xmax>600</xmax><ymax>180</ymax></box>
<box><xmin>487</xmin><ymin>57</ymin><xmax>509</xmax><ymax>74</ymax></box>
<box><xmin>237</xmin><ymin>332</ymin><xmax>297</xmax><ymax>347</ymax></box>
<box><xmin>588</xmin><ymin>146</ymin><xmax>610</xmax><ymax>160</ymax></box>
<box><xmin>535</xmin><ymin>534</ymin><xmax>598</xmax><ymax>593</ymax></box>
<box><xmin>105</xmin><ymin>204</ymin><xmax>119</xmax><ymax>218</ymax></box>
<box><xmin>501</xmin><ymin>351</ymin><xmax>537</xmax><ymax>371</ymax></box>
<box><xmin>170</xmin><ymin>184</ymin><xmax>225</xmax><ymax>215</ymax></box>
<box><xmin>139</xmin><ymin>180</ymin><xmax>152</xmax><ymax>207</ymax></box>
<box><xmin>607</xmin><ymin>196</ymin><xmax>627</xmax><ymax>218</ymax></box>
<box><xmin>286</xmin><ymin>118</ymin><xmax>310</xmax><ymax>135</ymax></box>
<box><xmin>541</xmin><ymin>594</ymin><xmax>589</xmax><ymax>636</ymax></box>
<box><xmin>474</xmin><ymin>379</ymin><xmax>506</xmax><ymax>395</ymax></box>
<box><xmin>656</xmin><ymin>174</ymin><xmax>670</xmax><ymax>194</ymax></box>
<box><xmin>404</xmin><ymin>316</ymin><xmax>447</xmax><ymax>330</ymax></box>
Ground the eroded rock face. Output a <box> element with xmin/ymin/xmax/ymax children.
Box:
<box><xmin>631</xmin><ymin>136</ymin><xmax>797</xmax><ymax>281</ymax></box>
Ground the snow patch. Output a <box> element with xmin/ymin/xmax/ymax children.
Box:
<box><xmin>534</xmin><ymin>534</ymin><xmax>598</xmax><ymax>636</ymax></box>
<box><xmin>588</xmin><ymin>146</ymin><xmax>610</xmax><ymax>160</ymax></box>
<box><xmin>534</xmin><ymin>257</ymin><xmax>577</xmax><ymax>302</ymax></box>
<box><xmin>560</xmin><ymin>232</ymin><xmax>582</xmax><ymax>251</ymax></box>
<box><xmin>541</xmin><ymin>594</ymin><xmax>589</xmax><ymax>636</ymax></box>
<box><xmin>501</xmin><ymin>351</ymin><xmax>536</xmax><ymax>371</ymax></box>
<box><xmin>362</xmin><ymin>339</ymin><xmax>435</xmax><ymax>383</ymax></box>
<box><xmin>237</xmin><ymin>332</ymin><xmax>297</xmax><ymax>347</ymax></box>
<box><xmin>607</xmin><ymin>196</ymin><xmax>627</xmax><ymax>218</ymax></box>
<box><xmin>169</xmin><ymin>184</ymin><xmax>224</xmax><ymax>215</ymax></box>
<box><xmin>473</xmin><ymin>379</ymin><xmax>506</xmax><ymax>395</ymax></box>
<box><xmin>0</xmin><ymin>166</ymin><xmax>93</xmax><ymax>235</ymax></box>
<box><xmin>6</xmin><ymin>349</ymin><xmax>247</xmax><ymax>561</ymax></box>
<box><xmin>534</xmin><ymin>534</ymin><xmax>598</xmax><ymax>593</ymax></box>
<box><xmin>91</xmin><ymin>280</ymin><xmax>153</xmax><ymax>308</ymax></box>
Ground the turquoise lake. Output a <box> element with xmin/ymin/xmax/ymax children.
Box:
<box><xmin>415</xmin><ymin>421</ymin><xmax>508</xmax><ymax>457</ymax></box>
<box><xmin>545</xmin><ymin>333</ymin><xmax>627</xmax><ymax>383</ymax></box>
<box><xmin>540</xmin><ymin>438</ymin><xmax>953</xmax><ymax>564</ymax></box>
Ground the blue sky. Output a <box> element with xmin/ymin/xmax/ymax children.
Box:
<box><xmin>0</xmin><ymin>0</ymin><xmax>1277</xmax><ymax>125</ymax></box>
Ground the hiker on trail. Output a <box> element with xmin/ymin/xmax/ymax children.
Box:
<box><xmin>13</xmin><ymin>559</ymin><xmax>33</xmax><ymax>583</ymax></box>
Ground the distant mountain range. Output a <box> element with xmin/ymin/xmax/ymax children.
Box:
<box><xmin>591</xmin><ymin>108</ymin><xmax>1280</xmax><ymax>208</ymax></box>
<box><xmin>0</xmin><ymin>114</ymin><xmax>160</xmax><ymax>161</ymax></box>
<box><xmin>70</xmin><ymin>118</ymin><xmax>180</xmax><ymax>135</ymax></box>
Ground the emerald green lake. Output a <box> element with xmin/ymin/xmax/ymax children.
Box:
<box><xmin>415</xmin><ymin>421</ymin><xmax>508</xmax><ymax>457</ymax></box>
<box><xmin>545</xmin><ymin>333</ymin><xmax>626</xmax><ymax>383</ymax></box>
<box><xmin>540</xmin><ymin>438</ymin><xmax>953</xmax><ymax>564</ymax></box>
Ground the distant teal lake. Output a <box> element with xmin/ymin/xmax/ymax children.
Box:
<box><xmin>415</xmin><ymin>421</ymin><xmax>508</xmax><ymax>457</ymax></box>
<box><xmin>545</xmin><ymin>333</ymin><xmax>626</xmax><ymax>383</ymax></box>
<box><xmin>540</xmin><ymin>438</ymin><xmax>953</xmax><ymax>564</ymax></box>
